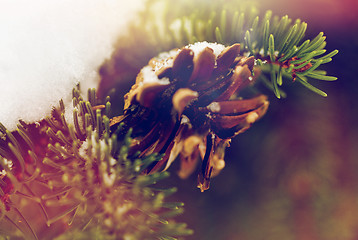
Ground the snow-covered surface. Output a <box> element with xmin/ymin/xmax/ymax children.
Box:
<box><xmin>140</xmin><ymin>42</ymin><xmax>225</xmax><ymax>86</ymax></box>
<box><xmin>0</xmin><ymin>0</ymin><xmax>144</xmax><ymax>130</ymax></box>
<box><xmin>185</xmin><ymin>41</ymin><xmax>225</xmax><ymax>57</ymax></box>
<box><xmin>152</xmin><ymin>48</ymin><xmax>179</xmax><ymax>72</ymax></box>
<box><xmin>141</xmin><ymin>65</ymin><xmax>171</xmax><ymax>85</ymax></box>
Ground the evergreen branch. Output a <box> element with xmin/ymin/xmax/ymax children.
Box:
<box><xmin>103</xmin><ymin>0</ymin><xmax>337</xmax><ymax>101</ymax></box>
<box><xmin>0</xmin><ymin>87</ymin><xmax>192</xmax><ymax>239</ymax></box>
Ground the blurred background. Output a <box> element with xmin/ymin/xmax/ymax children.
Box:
<box><xmin>99</xmin><ymin>0</ymin><xmax>358</xmax><ymax>239</ymax></box>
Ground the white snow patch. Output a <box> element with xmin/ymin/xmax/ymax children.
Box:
<box><xmin>0</xmin><ymin>158</ymin><xmax>13</xmax><ymax>177</ymax></box>
<box><xmin>140</xmin><ymin>41</ymin><xmax>226</xmax><ymax>87</ymax></box>
<box><xmin>180</xmin><ymin>115</ymin><xmax>190</xmax><ymax>124</ymax></box>
<box><xmin>207</xmin><ymin>102</ymin><xmax>221</xmax><ymax>112</ymax></box>
<box><xmin>186</xmin><ymin>41</ymin><xmax>225</xmax><ymax>57</ymax></box>
<box><xmin>79</xmin><ymin>131</ymin><xmax>113</xmax><ymax>160</ymax></box>
<box><xmin>0</xmin><ymin>0</ymin><xmax>145</xmax><ymax>130</ymax></box>
<box><xmin>152</xmin><ymin>48</ymin><xmax>179</xmax><ymax>71</ymax></box>
<box><xmin>140</xmin><ymin>65</ymin><xmax>170</xmax><ymax>85</ymax></box>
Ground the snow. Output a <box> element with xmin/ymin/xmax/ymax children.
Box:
<box><xmin>141</xmin><ymin>65</ymin><xmax>171</xmax><ymax>85</ymax></box>
<box><xmin>140</xmin><ymin>42</ymin><xmax>226</xmax><ymax>87</ymax></box>
<box><xmin>0</xmin><ymin>158</ymin><xmax>13</xmax><ymax>177</ymax></box>
<box><xmin>180</xmin><ymin>115</ymin><xmax>190</xmax><ymax>124</ymax></box>
<box><xmin>153</xmin><ymin>49</ymin><xmax>180</xmax><ymax>71</ymax></box>
<box><xmin>207</xmin><ymin>102</ymin><xmax>221</xmax><ymax>112</ymax></box>
<box><xmin>185</xmin><ymin>41</ymin><xmax>225</xmax><ymax>57</ymax></box>
<box><xmin>0</xmin><ymin>0</ymin><xmax>144</xmax><ymax>131</ymax></box>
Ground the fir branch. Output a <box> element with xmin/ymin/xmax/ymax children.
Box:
<box><xmin>173</xmin><ymin>7</ymin><xmax>338</xmax><ymax>97</ymax></box>
<box><xmin>101</xmin><ymin>0</ymin><xmax>337</xmax><ymax>100</ymax></box>
<box><xmin>0</xmin><ymin>88</ymin><xmax>192</xmax><ymax>240</ymax></box>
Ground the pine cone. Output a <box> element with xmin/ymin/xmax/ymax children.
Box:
<box><xmin>111</xmin><ymin>42</ymin><xmax>269</xmax><ymax>191</ymax></box>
